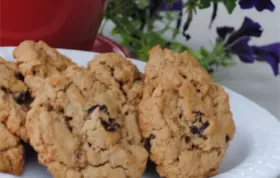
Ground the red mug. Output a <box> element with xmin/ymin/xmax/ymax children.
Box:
<box><xmin>0</xmin><ymin>0</ymin><xmax>108</xmax><ymax>50</ymax></box>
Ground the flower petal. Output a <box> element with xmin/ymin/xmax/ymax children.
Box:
<box><xmin>251</xmin><ymin>43</ymin><xmax>280</xmax><ymax>75</ymax></box>
<box><xmin>260</xmin><ymin>55</ymin><xmax>279</xmax><ymax>76</ymax></box>
<box><xmin>227</xmin><ymin>17</ymin><xmax>263</xmax><ymax>44</ymax></box>
<box><xmin>255</xmin><ymin>0</ymin><xmax>275</xmax><ymax>11</ymax></box>
<box><xmin>239</xmin><ymin>0</ymin><xmax>255</xmax><ymax>9</ymax></box>
<box><xmin>217</xmin><ymin>26</ymin><xmax>235</xmax><ymax>40</ymax></box>
<box><xmin>239</xmin><ymin>0</ymin><xmax>275</xmax><ymax>11</ymax></box>
<box><xmin>159</xmin><ymin>0</ymin><xmax>183</xmax><ymax>11</ymax></box>
<box><xmin>231</xmin><ymin>37</ymin><xmax>255</xmax><ymax>63</ymax></box>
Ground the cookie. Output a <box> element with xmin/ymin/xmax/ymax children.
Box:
<box><xmin>88</xmin><ymin>53</ymin><xmax>144</xmax><ymax>106</ymax></box>
<box><xmin>0</xmin><ymin>57</ymin><xmax>30</xmax><ymax>175</ymax></box>
<box><xmin>88</xmin><ymin>53</ymin><xmax>144</xmax><ymax>143</ymax></box>
<box><xmin>0</xmin><ymin>123</ymin><xmax>24</xmax><ymax>176</ymax></box>
<box><xmin>13</xmin><ymin>40</ymin><xmax>74</xmax><ymax>77</ymax></box>
<box><xmin>14</xmin><ymin>44</ymin><xmax>148</xmax><ymax>178</ymax></box>
<box><xmin>13</xmin><ymin>40</ymin><xmax>75</xmax><ymax>96</ymax></box>
<box><xmin>139</xmin><ymin>46</ymin><xmax>236</xmax><ymax>178</ymax></box>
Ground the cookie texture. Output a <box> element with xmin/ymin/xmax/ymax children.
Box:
<box><xmin>139</xmin><ymin>46</ymin><xmax>236</xmax><ymax>178</ymax></box>
<box><xmin>13</xmin><ymin>40</ymin><xmax>75</xmax><ymax>97</ymax></box>
<box><xmin>88</xmin><ymin>53</ymin><xmax>144</xmax><ymax>106</ymax></box>
<box><xmin>88</xmin><ymin>53</ymin><xmax>145</xmax><ymax>144</ymax></box>
<box><xmin>0</xmin><ymin>57</ymin><xmax>29</xmax><ymax>175</ymax></box>
<box><xmin>14</xmin><ymin>43</ymin><xmax>148</xmax><ymax>178</ymax></box>
<box><xmin>13</xmin><ymin>40</ymin><xmax>74</xmax><ymax>77</ymax></box>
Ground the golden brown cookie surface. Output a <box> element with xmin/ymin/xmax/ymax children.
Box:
<box><xmin>139</xmin><ymin>46</ymin><xmax>236</xmax><ymax>178</ymax></box>
<box><xmin>0</xmin><ymin>57</ymin><xmax>29</xmax><ymax>175</ymax></box>
<box><xmin>14</xmin><ymin>42</ymin><xmax>148</xmax><ymax>178</ymax></box>
<box><xmin>13</xmin><ymin>40</ymin><xmax>75</xmax><ymax>98</ymax></box>
<box><xmin>88</xmin><ymin>53</ymin><xmax>145</xmax><ymax>144</ymax></box>
<box><xmin>27</xmin><ymin>67</ymin><xmax>148</xmax><ymax>178</ymax></box>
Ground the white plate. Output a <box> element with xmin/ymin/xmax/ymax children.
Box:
<box><xmin>0</xmin><ymin>47</ymin><xmax>280</xmax><ymax>178</ymax></box>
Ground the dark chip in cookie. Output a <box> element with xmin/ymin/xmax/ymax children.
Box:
<box><xmin>88</xmin><ymin>104</ymin><xmax>109</xmax><ymax>116</ymax></box>
<box><xmin>13</xmin><ymin>91</ymin><xmax>33</xmax><ymax>105</ymax></box>
<box><xmin>144</xmin><ymin>134</ymin><xmax>155</xmax><ymax>152</ymax></box>
<box><xmin>190</xmin><ymin>121</ymin><xmax>210</xmax><ymax>136</ymax></box>
<box><xmin>88</xmin><ymin>105</ymin><xmax>120</xmax><ymax>132</ymax></box>
<box><xmin>100</xmin><ymin>118</ymin><xmax>120</xmax><ymax>132</ymax></box>
<box><xmin>185</xmin><ymin>136</ymin><xmax>191</xmax><ymax>143</ymax></box>
<box><xmin>15</xmin><ymin>73</ymin><xmax>24</xmax><ymax>81</ymax></box>
<box><xmin>1</xmin><ymin>86</ymin><xmax>7</xmax><ymax>92</ymax></box>
<box><xmin>192</xmin><ymin>110</ymin><xmax>204</xmax><ymax>123</ymax></box>
<box><xmin>87</xmin><ymin>105</ymin><xmax>100</xmax><ymax>115</ymax></box>
<box><xmin>226</xmin><ymin>135</ymin><xmax>230</xmax><ymax>143</ymax></box>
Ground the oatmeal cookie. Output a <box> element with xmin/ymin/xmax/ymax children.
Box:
<box><xmin>139</xmin><ymin>46</ymin><xmax>236</xmax><ymax>178</ymax></box>
<box><xmin>13</xmin><ymin>40</ymin><xmax>75</xmax><ymax>96</ymax></box>
<box><xmin>0</xmin><ymin>57</ymin><xmax>30</xmax><ymax>175</ymax></box>
<box><xmin>27</xmin><ymin>66</ymin><xmax>148</xmax><ymax>178</ymax></box>
<box><xmin>13</xmin><ymin>40</ymin><xmax>74</xmax><ymax>77</ymax></box>
<box><xmin>14</xmin><ymin>43</ymin><xmax>148</xmax><ymax>178</ymax></box>
<box><xmin>88</xmin><ymin>53</ymin><xmax>144</xmax><ymax>143</ymax></box>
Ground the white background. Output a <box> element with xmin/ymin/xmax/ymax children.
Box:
<box><xmin>102</xmin><ymin>0</ymin><xmax>280</xmax><ymax>119</ymax></box>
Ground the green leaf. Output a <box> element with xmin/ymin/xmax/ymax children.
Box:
<box><xmin>199</xmin><ymin>0</ymin><xmax>211</xmax><ymax>9</ymax></box>
<box><xmin>200</xmin><ymin>47</ymin><xmax>210</xmax><ymax>57</ymax></box>
<box><xmin>223</xmin><ymin>0</ymin><xmax>236</xmax><ymax>14</ymax></box>
<box><xmin>169</xmin><ymin>42</ymin><xmax>188</xmax><ymax>53</ymax></box>
<box><xmin>111</xmin><ymin>27</ymin><xmax>119</xmax><ymax>35</ymax></box>
<box><xmin>146</xmin><ymin>32</ymin><xmax>166</xmax><ymax>47</ymax></box>
<box><xmin>136</xmin><ymin>0</ymin><xmax>149</xmax><ymax>9</ymax></box>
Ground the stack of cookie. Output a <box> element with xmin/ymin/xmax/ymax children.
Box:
<box><xmin>0</xmin><ymin>41</ymin><xmax>235</xmax><ymax>178</ymax></box>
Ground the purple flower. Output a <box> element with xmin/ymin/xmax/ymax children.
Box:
<box><xmin>217</xmin><ymin>27</ymin><xmax>235</xmax><ymax>40</ymax></box>
<box><xmin>159</xmin><ymin>0</ymin><xmax>183</xmax><ymax>11</ymax></box>
<box><xmin>231</xmin><ymin>37</ymin><xmax>255</xmax><ymax>63</ymax></box>
<box><xmin>217</xmin><ymin>17</ymin><xmax>280</xmax><ymax>76</ymax></box>
<box><xmin>227</xmin><ymin>17</ymin><xmax>263</xmax><ymax>44</ymax></box>
<box><xmin>217</xmin><ymin>17</ymin><xmax>262</xmax><ymax>63</ymax></box>
<box><xmin>252</xmin><ymin>43</ymin><xmax>280</xmax><ymax>75</ymax></box>
<box><xmin>239</xmin><ymin>0</ymin><xmax>275</xmax><ymax>11</ymax></box>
